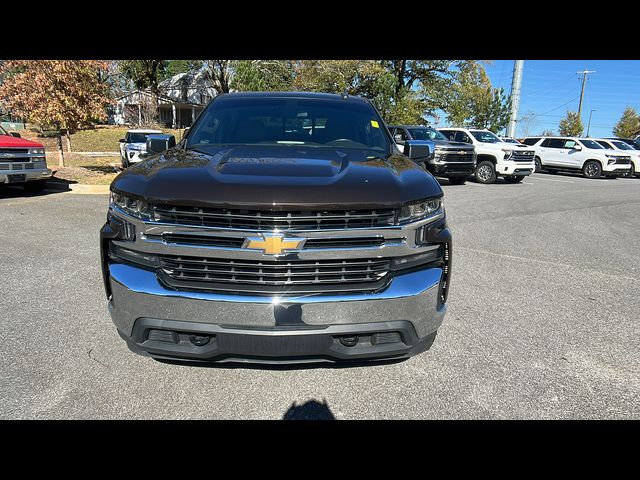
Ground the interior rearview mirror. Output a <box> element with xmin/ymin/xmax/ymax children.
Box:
<box><xmin>146</xmin><ymin>134</ymin><xmax>176</xmax><ymax>155</ymax></box>
<box><xmin>404</xmin><ymin>140</ymin><xmax>435</xmax><ymax>162</ymax></box>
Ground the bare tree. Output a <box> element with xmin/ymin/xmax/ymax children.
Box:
<box><xmin>203</xmin><ymin>60</ymin><xmax>232</xmax><ymax>93</ymax></box>
<box><xmin>519</xmin><ymin>111</ymin><xmax>537</xmax><ymax>137</ymax></box>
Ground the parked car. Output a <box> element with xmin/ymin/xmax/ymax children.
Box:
<box><xmin>500</xmin><ymin>136</ymin><xmax>524</xmax><ymax>145</ymax></box>
<box><xmin>521</xmin><ymin>136</ymin><xmax>632</xmax><ymax>178</ymax></box>
<box><xmin>438</xmin><ymin>127</ymin><xmax>535</xmax><ymax>183</ymax></box>
<box><xmin>101</xmin><ymin>92</ymin><xmax>451</xmax><ymax>364</ymax></box>
<box><xmin>594</xmin><ymin>138</ymin><xmax>640</xmax><ymax>177</ymax></box>
<box><xmin>119</xmin><ymin>129</ymin><xmax>162</xmax><ymax>168</ymax></box>
<box><xmin>604</xmin><ymin>137</ymin><xmax>640</xmax><ymax>151</ymax></box>
<box><xmin>388</xmin><ymin>124</ymin><xmax>476</xmax><ymax>185</ymax></box>
<box><xmin>0</xmin><ymin>124</ymin><xmax>52</xmax><ymax>192</ymax></box>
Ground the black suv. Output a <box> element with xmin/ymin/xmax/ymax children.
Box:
<box><xmin>101</xmin><ymin>92</ymin><xmax>452</xmax><ymax>364</ymax></box>
<box><xmin>388</xmin><ymin>125</ymin><xmax>476</xmax><ymax>185</ymax></box>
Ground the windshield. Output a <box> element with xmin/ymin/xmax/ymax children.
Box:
<box><xmin>470</xmin><ymin>130</ymin><xmax>501</xmax><ymax>143</ymax></box>
<box><xmin>407</xmin><ymin>127</ymin><xmax>447</xmax><ymax>141</ymax></box>
<box><xmin>579</xmin><ymin>139</ymin><xmax>604</xmax><ymax>149</ymax></box>
<box><xmin>186</xmin><ymin>96</ymin><xmax>390</xmax><ymax>152</ymax></box>
<box><xmin>612</xmin><ymin>141</ymin><xmax>633</xmax><ymax>150</ymax></box>
<box><xmin>127</xmin><ymin>133</ymin><xmax>154</xmax><ymax>143</ymax></box>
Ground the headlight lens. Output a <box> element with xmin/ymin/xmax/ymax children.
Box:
<box><xmin>110</xmin><ymin>191</ymin><xmax>151</xmax><ymax>220</ymax></box>
<box><xmin>501</xmin><ymin>148</ymin><xmax>513</xmax><ymax>159</ymax></box>
<box><xmin>128</xmin><ymin>144</ymin><xmax>144</xmax><ymax>151</ymax></box>
<box><xmin>29</xmin><ymin>148</ymin><xmax>45</xmax><ymax>155</ymax></box>
<box><xmin>398</xmin><ymin>198</ymin><xmax>443</xmax><ymax>223</ymax></box>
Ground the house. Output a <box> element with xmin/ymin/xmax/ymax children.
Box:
<box><xmin>110</xmin><ymin>70</ymin><xmax>217</xmax><ymax>128</ymax></box>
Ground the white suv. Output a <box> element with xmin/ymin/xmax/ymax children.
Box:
<box><xmin>438</xmin><ymin>128</ymin><xmax>535</xmax><ymax>184</ymax></box>
<box><xmin>521</xmin><ymin>136</ymin><xmax>632</xmax><ymax>179</ymax></box>
<box><xmin>594</xmin><ymin>138</ymin><xmax>640</xmax><ymax>178</ymax></box>
<box><xmin>118</xmin><ymin>129</ymin><xmax>162</xmax><ymax>168</ymax></box>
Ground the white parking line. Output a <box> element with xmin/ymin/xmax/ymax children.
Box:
<box><xmin>528</xmin><ymin>175</ymin><xmax>575</xmax><ymax>184</ymax></box>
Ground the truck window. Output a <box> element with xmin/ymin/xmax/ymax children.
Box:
<box><xmin>187</xmin><ymin>97</ymin><xmax>390</xmax><ymax>152</ymax></box>
<box><xmin>454</xmin><ymin>131</ymin><xmax>471</xmax><ymax>143</ymax></box>
<box><xmin>522</xmin><ymin>138</ymin><xmax>541</xmax><ymax>146</ymax></box>
<box><xmin>541</xmin><ymin>139</ymin><xmax>565</xmax><ymax>148</ymax></box>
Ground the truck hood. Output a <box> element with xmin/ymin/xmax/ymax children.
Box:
<box><xmin>0</xmin><ymin>135</ymin><xmax>44</xmax><ymax>148</ymax></box>
<box><xmin>112</xmin><ymin>145</ymin><xmax>443</xmax><ymax>210</ymax></box>
<box><xmin>432</xmin><ymin>139</ymin><xmax>474</xmax><ymax>151</ymax></box>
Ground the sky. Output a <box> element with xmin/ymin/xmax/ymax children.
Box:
<box><xmin>480</xmin><ymin>60</ymin><xmax>640</xmax><ymax>139</ymax></box>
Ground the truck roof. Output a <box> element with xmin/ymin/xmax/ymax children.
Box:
<box><xmin>219</xmin><ymin>91</ymin><xmax>370</xmax><ymax>103</ymax></box>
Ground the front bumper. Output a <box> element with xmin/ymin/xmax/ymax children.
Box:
<box><xmin>497</xmin><ymin>162</ymin><xmax>534</xmax><ymax>176</ymax></box>
<box><xmin>127</xmin><ymin>151</ymin><xmax>146</xmax><ymax>163</ymax></box>
<box><xmin>429</xmin><ymin>162</ymin><xmax>475</xmax><ymax>177</ymax></box>
<box><xmin>603</xmin><ymin>164</ymin><xmax>632</xmax><ymax>176</ymax></box>
<box><xmin>107</xmin><ymin>262</ymin><xmax>447</xmax><ymax>363</ymax></box>
<box><xmin>0</xmin><ymin>168</ymin><xmax>52</xmax><ymax>184</ymax></box>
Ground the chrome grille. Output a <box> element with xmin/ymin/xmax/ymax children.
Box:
<box><xmin>439</xmin><ymin>152</ymin><xmax>475</xmax><ymax>162</ymax></box>
<box><xmin>153</xmin><ymin>205</ymin><xmax>396</xmax><ymax>230</ymax></box>
<box><xmin>155</xmin><ymin>233</ymin><xmax>386</xmax><ymax>250</ymax></box>
<box><xmin>511</xmin><ymin>151</ymin><xmax>535</xmax><ymax>162</ymax></box>
<box><xmin>158</xmin><ymin>256</ymin><xmax>390</xmax><ymax>294</ymax></box>
<box><xmin>613</xmin><ymin>157</ymin><xmax>631</xmax><ymax>165</ymax></box>
<box><xmin>0</xmin><ymin>148</ymin><xmax>28</xmax><ymax>154</ymax></box>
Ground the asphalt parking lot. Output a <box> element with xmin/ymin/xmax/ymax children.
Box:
<box><xmin>1</xmin><ymin>172</ymin><xmax>639</xmax><ymax>419</ymax></box>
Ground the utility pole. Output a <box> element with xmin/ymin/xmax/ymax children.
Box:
<box><xmin>577</xmin><ymin>69</ymin><xmax>596</xmax><ymax>122</ymax></box>
<box><xmin>586</xmin><ymin>109</ymin><xmax>596</xmax><ymax>137</ymax></box>
<box><xmin>507</xmin><ymin>60</ymin><xmax>524</xmax><ymax>138</ymax></box>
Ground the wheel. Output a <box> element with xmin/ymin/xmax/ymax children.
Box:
<box><xmin>448</xmin><ymin>176</ymin><xmax>468</xmax><ymax>185</ymax></box>
<box><xmin>504</xmin><ymin>175</ymin><xmax>524</xmax><ymax>183</ymax></box>
<box><xmin>534</xmin><ymin>156</ymin><xmax>542</xmax><ymax>173</ymax></box>
<box><xmin>628</xmin><ymin>162</ymin><xmax>635</xmax><ymax>177</ymax></box>
<box><xmin>23</xmin><ymin>180</ymin><xmax>47</xmax><ymax>192</ymax></box>
<box><xmin>474</xmin><ymin>161</ymin><xmax>496</xmax><ymax>184</ymax></box>
<box><xmin>582</xmin><ymin>160</ymin><xmax>602</xmax><ymax>179</ymax></box>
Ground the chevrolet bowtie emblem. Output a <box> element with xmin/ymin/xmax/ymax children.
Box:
<box><xmin>243</xmin><ymin>233</ymin><xmax>306</xmax><ymax>255</ymax></box>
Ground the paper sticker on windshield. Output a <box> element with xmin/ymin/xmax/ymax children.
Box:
<box><xmin>370</xmin><ymin>120</ymin><xmax>380</xmax><ymax>128</ymax></box>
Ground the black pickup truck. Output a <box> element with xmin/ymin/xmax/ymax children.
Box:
<box><xmin>100</xmin><ymin>92</ymin><xmax>452</xmax><ymax>364</ymax></box>
<box><xmin>388</xmin><ymin>125</ymin><xmax>476</xmax><ymax>185</ymax></box>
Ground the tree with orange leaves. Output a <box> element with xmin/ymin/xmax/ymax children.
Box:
<box><xmin>0</xmin><ymin>60</ymin><xmax>112</xmax><ymax>166</ymax></box>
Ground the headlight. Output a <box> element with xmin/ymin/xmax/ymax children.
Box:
<box><xmin>128</xmin><ymin>144</ymin><xmax>144</xmax><ymax>151</ymax></box>
<box><xmin>29</xmin><ymin>148</ymin><xmax>45</xmax><ymax>155</ymax></box>
<box><xmin>110</xmin><ymin>191</ymin><xmax>151</xmax><ymax>220</ymax></box>
<box><xmin>501</xmin><ymin>148</ymin><xmax>513</xmax><ymax>159</ymax></box>
<box><xmin>398</xmin><ymin>198</ymin><xmax>443</xmax><ymax>223</ymax></box>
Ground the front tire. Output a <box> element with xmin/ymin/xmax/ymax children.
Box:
<box><xmin>534</xmin><ymin>156</ymin><xmax>542</xmax><ymax>172</ymax></box>
<box><xmin>582</xmin><ymin>160</ymin><xmax>602</xmax><ymax>179</ymax></box>
<box><xmin>448</xmin><ymin>176</ymin><xmax>468</xmax><ymax>185</ymax></box>
<box><xmin>504</xmin><ymin>175</ymin><xmax>524</xmax><ymax>183</ymax></box>
<box><xmin>474</xmin><ymin>161</ymin><xmax>497</xmax><ymax>184</ymax></box>
<box><xmin>23</xmin><ymin>180</ymin><xmax>47</xmax><ymax>193</ymax></box>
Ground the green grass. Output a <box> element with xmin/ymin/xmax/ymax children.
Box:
<box><xmin>70</xmin><ymin>127</ymin><xmax>184</xmax><ymax>152</ymax></box>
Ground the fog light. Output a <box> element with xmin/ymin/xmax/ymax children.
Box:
<box><xmin>190</xmin><ymin>334</ymin><xmax>211</xmax><ymax>346</ymax></box>
<box><xmin>339</xmin><ymin>335</ymin><xmax>359</xmax><ymax>347</ymax></box>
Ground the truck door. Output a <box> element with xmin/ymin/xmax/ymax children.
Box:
<box><xmin>562</xmin><ymin>139</ymin><xmax>583</xmax><ymax>169</ymax></box>
<box><xmin>539</xmin><ymin>138</ymin><xmax>565</xmax><ymax>167</ymax></box>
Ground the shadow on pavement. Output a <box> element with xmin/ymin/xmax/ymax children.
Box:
<box><xmin>282</xmin><ymin>399</ymin><xmax>336</xmax><ymax>420</ymax></box>
<box><xmin>0</xmin><ymin>179</ymin><xmax>74</xmax><ymax>199</ymax></box>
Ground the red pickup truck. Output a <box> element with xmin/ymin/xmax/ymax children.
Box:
<box><xmin>0</xmin><ymin>125</ymin><xmax>52</xmax><ymax>191</ymax></box>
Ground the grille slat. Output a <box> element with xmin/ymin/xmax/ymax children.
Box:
<box><xmin>438</xmin><ymin>152</ymin><xmax>475</xmax><ymax>162</ymax></box>
<box><xmin>153</xmin><ymin>205</ymin><xmax>396</xmax><ymax>231</ymax></box>
<box><xmin>159</xmin><ymin>256</ymin><xmax>390</xmax><ymax>294</ymax></box>
<box><xmin>511</xmin><ymin>151</ymin><xmax>535</xmax><ymax>162</ymax></box>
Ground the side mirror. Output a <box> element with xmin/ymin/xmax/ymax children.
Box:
<box><xmin>119</xmin><ymin>138</ymin><xmax>125</xmax><ymax>143</ymax></box>
<box><xmin>394</xmin><ymin>133</ymin><xmax>404</xmax><ymax>144</ymax></box>
<box><xmin>572</xmin><ymin>144</ymin><xmax>582</xmax><ymax>151</ymax></box>
<box><xmin>404</xmin><ymin>140</ymin><xmax>435</xmax><ymax>162</ymax></box>
<box><xmin>9</xmin><ymin>131</ymin><xmax>21</xmax><ymax>138</ymax></box>
<box><xmin>146</xmin><ymin>134</ymin><xmax>176</xmax><ymax>155</ymax></box>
